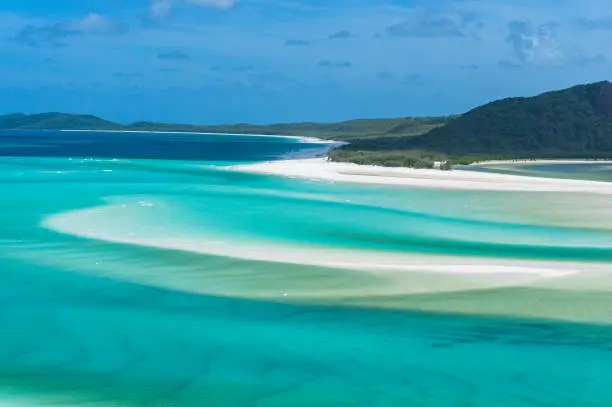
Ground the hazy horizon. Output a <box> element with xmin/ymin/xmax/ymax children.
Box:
<box><xmin>2</xmin><ymin>0</ymin><xmax>611</xmax><ymax>124</ymax></box>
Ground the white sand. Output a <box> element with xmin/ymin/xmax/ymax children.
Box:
<box><xmin>35</xmin><ymin>157</ymin><xmax>612</xmax><ymax>322</ymax></box>
<box><xmin>42</xmin><ymin>204</ymin><xmax>599</xmax><ymax>288</ymax></box>
<box><xmin>40</xmin><ymin>197</ymin><xmax>612</xmax><ymax>323</ymax></box>
<box><xmin>225</xmin><ymin>158</ymin><xmax>612</xmax><ymax>194</ymax></box>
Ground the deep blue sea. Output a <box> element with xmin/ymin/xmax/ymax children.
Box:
<box><xmin>1</xmin><ymin>130</ymin><xmax>612</xmax><ymax>406</ymax></box>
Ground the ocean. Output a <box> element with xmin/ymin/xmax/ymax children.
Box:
<box><xmin>1</xmin><ymin>130</ymin><xmax>612</xmax><ymax>406</ymax></box>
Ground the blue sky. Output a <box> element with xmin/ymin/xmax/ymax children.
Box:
<box><xmin>0</xmin><ymin>0</ymin><xmax>611</xmax><ymax>124</ymax></box>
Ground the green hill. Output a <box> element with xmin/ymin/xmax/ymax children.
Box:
<box><xmin>8</xmin><ymin>81</ymin><xmax>612</xmax><ymax>168</ymax></box>
<box><xmin>125</xmin><ymin>116</ymin><xmax>454</xmax><ymax>140</ymax></box>
<box><xmin>337</xmin><ymin>81</ymin><xmax>612</xmax><ymax>166</ymax></box>
<box><xmin>0</xmin><ymin>113</ymin><xmax>454</xmax><ymax>141</ymax></box>
<box><xmin>0</xmin><ymin>113</ymin><xmax>120</xmax><ymax>130</ymax></box>
<box><xmin>416</xmin><ymin>80</ymin><xmax>612</xmax><ymax>156</ymax></box>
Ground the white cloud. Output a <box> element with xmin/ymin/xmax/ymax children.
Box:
<box><xmin>506</xmin><ymin>21</ymin><xmax>564</xmax><ymax>65</ymax></box>
<box><xmin>149</xmin><ymin>0</ymin><xmax>174</xmax><ymax>21</ymax></box>
<box><xmin>148</xmin><ymin>0</ymin><xmax>237</xmax><ymax>21</ymax></box>
<box><xmin>505</xmin><ymin>19</ymin><xmax>609</xmax><ymax>67</ymax></box>
<box><xmin>12</xmin><ymin>13</ymin><xmax>125</xmax><ymax>47</ymax></box>
<box><xmin>185</xmin><ymin>0</ymin><xmax>237</xmax><ymax>10</ymax></box>
<box><xmin>386</xmin><ymin>10</ymin><xmax>478</xmax><ymax>38</ymax></box>
<box><xmin>67</xmin><ymin>13</ymin><xmax>124</xmax><ymax>35</ymax></box>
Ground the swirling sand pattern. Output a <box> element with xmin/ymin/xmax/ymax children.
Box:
<box><xmin>1</xmin><ymin>131</ymin><xmax>612</xmax><ymax>406</ymax></box>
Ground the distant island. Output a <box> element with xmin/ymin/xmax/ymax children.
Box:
<box><xmin>0</xmin><ymin>112</ymin><xmax>454</xmax><ymax>142</ymax></box>
<box><xmin>3</xmin><ymin>81</ymin><xmax>612</xmax><ymax>169</ymax></box>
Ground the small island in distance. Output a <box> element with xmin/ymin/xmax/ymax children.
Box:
<box><xmin>3</xmin><ymin>80</ymin><xmax>612</xmax><ymax>169</ymax></box>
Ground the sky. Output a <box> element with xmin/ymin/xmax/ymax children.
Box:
<box><xmin>0</xmin><ymin>0</ymin><xmax>611</xmax><ymax>124</ymax></box>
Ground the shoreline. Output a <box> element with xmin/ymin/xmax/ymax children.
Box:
<box><xmin>467</xmin><ymin>159</ymin><xmax>612</xmax><ymax>166</ymax></box>
<box><xmin>57</xmin><ymin>129</ymin><xmax>338</xmax><ymax>144</ymax></box>
<box><xmin>225</xmin><ymin>157</ymin><xmax>612</xmax><ymax>194</ymax></box>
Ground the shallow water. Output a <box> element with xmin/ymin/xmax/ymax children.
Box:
<box><xmin>465</xmin><ymin>162</ymin><xmax>612</xmax><ymax>182</ymax></box>
<box><xmin>1</xmin><ymin>130</ymin><xmax>612</xmax><ymax>406</ymax></box>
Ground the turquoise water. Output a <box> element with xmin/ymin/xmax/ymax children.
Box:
<box><xmin>1</xmin><ymin>131</ymin><xmax>612</xmax><ymax>406</ymax></box>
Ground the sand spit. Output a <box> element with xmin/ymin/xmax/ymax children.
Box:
<box><xmin>58</xmin><ymin>129</ymin><xmax>336</xmax><ymax>144</ymax></box>
<box><xmin>225</xmin><ymin>158</ymin><xmax>612</xmax><ymax>194</ymax></box>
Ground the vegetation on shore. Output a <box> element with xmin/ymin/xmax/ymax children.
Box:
<box><xmin>413</xmin><ymin>81</ymin><xmax>612</xmax><ymax>156</ymax></box>
<box><xmin>0</xmin><ymin>113</ymin><xmax>455</xmax><ymax>141</ymax></box>
<box><xmin>329</xmin><ymin>149</ymin><xmax>450</xmax><ymax>169</ymax></box>
<box><xmin>330</xmin><ymin>81</ymin><xmax>612</xmax><ymax>168</ymax></box>
<box><xmin>127</xmin><ymin>116</ymin><xmax>456</xmax><ymax>140</ymax></box>
<box><xmin>4</xmin><ymin>81</ymin><xmax>612</xmax><ymax>169</ymax></box>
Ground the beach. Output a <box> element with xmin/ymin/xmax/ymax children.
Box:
<box><xmin>225</xmin><ymin>157</ymin><xmax>612</xmax><ymax>194</ymax></box>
